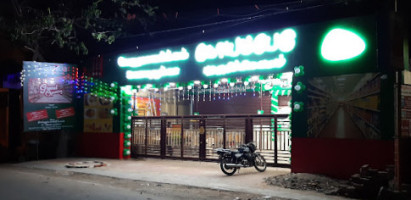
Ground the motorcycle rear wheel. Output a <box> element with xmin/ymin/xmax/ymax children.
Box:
<box><xmin>220</xmin><ymin>158</ymin><xmax>237</xmax><ymax>176</ymax></box>
<box><xmin>254</xmin><ymin>154</ymin><xmax>267</xmax><ymax>172</ymax></box>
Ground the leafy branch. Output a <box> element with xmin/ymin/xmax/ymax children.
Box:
<box><xmin>0</xmin><ymin>0</ymin><xmax>157</xmax><ymax>61</ymax></box>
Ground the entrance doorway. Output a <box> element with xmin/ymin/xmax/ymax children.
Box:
<box><xmin>124</xmin><ymin>72</ymin><xmax>293</xmax><ymax>166</ymax></box>
<box><xmin>131</xmin><ymin>114</ymin><xmax>291</xmax><ymax>167</ymax></box>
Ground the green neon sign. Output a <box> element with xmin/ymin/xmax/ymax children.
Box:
<box><xmin>118</xmin><ymin>47</ymin><xmax>189</xmax><ymax>68</ymax></box>
<box><xmin>195</xmin><ymin>29</ymin><xmax>296</xmax><ymax>63</ymax></box>
<box><xmin>203</xmin><ymin>54</ymin><xmax>286</xmax><ymax>76</ymax></box>
<box><xmin>196</xmin><ymin>28</ymin><xmax>297</xmax><ymax>77</ymax></box>
<box><xmin>321</xmin><ymin>28</ymin><xmax>366</xmax><ymax>61</ymax></box>
<box><xmin>126</xmin><ymin>66</ymin><xmax>180</xmax><ymax>80</ymax></box>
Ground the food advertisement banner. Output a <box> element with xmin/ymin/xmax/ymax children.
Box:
<box><xmin>133</xmin><ymin>96</ymin><xmax>161</xmax><ymax>116</ymax></box>
<box><xmin>23</xmin><ymin>61</ymin><xmax>78</xmax><ymax>132</ymax></box>
<box><xmin>84</xmin><ymin>94</ymin><xmax>113</xmax><ymax>133</ymax></box>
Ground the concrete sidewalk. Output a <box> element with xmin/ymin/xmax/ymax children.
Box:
<box><xmin>10</xmin><ymin>158</ymin><xmax>348</xmax><ymax>200</ymax></box>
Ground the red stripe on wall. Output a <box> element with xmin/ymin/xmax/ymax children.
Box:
<box><xmin>77</xmin><ymin>132</ymin><xmax>124</xmax><ymax>159</ymax></box>
<box><xmin>291</xmin><ymin>138</ymin><xmax>394</xmax><ymax>179</ymax></box>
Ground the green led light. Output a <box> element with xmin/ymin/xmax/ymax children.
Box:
<box><xmin>124</xmin><ymin>140</ymin><xmax>131</xmax><ymax>147</ymax></box>
<box><xmin>294</xmin><ymin>65</ymin><xmax>304</xmax><ymax>77</ymax></box>
<box><xmin>110</xmin><ymin>108</ymin><xmax>118</xmax><ymax>115</ymax></box>
<box><xmin>121</xmin><ymin>85</ymin><xmax>133</xmax><ymax>95</ymax></box>
<box><xmin>293</xmin><ymin>102</ymin><xmax>304</xmax><ymax>112</ymax></box>
<box><xmin>294</xmin><ymin>81</ymin><xmax>306</xmax><ymax>93</ymax></box>
<box><xmin>321</xmin><ymin>28</ymin><xmax>366</xmax><ymax>61</ymax></box>
<box><xmin>123</xmin><ymin>149</ymin><xmax>130</xmax><ymax>156</ymax></box>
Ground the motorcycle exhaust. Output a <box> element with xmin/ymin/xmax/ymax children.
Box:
<box><xmin>225</xmin><ymin>163</ymin><xmax>244</xmax><ymax>168</ymax></box>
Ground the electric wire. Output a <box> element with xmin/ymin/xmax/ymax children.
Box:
<box><xmin>121</xmin><ymin>0</ymin><xmax>346</xmax><ymax>39</ymax></box>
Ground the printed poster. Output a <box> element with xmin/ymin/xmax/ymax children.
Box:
<box><xmin>84</xmin><ymin>94</ymin><xmax>113</xmax><ymax>133</ymax></box>
<box><xmin>132</xmin><ymin>96</ymin><xmax>161</xmax><ymax>116</ymax></box>
<box><xmin>23</xmin><ymin>61</ymin><xmax>78</xmax><ymax>132</ymax></box>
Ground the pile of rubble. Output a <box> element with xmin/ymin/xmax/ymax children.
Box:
<box><xmin>265</xmin><ymin>173</ymin><xmax>348</xmax><ymax>195</ymax></box>
<box><xmin>339</xmin><ymin>164</ymin><xmax>394</xmax><ymax>199</ymax></box>
<box><xmin>266</xmin><ymin>164</ymin><xmax>410</xmax><ymax>199</ymax></box>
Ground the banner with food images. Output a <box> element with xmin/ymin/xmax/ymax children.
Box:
<box><xmin>84</xmin><ymin>94</ymin><xmax>113</xmax><ymax>132</ymax></box>
<box><xmin>132</xmin><ymin>96</ymin><xmax>161</xmax><ymax>116</ymax></box>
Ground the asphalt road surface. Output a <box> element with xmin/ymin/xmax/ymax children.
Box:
<box><xmin>0</xmin><ymin>166</ymin><xmax>286</xmax><ymax>200</ymax></box>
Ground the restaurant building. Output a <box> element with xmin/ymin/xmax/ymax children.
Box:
<box><xmin>87</xmin><ymin>13</ymin><xmax>396</xmax><ymax>180</ymax></box>
<box><xmin>16</xmin><ymin>2</ymin><xmax>409</xmax><ymax>187</ymax></box>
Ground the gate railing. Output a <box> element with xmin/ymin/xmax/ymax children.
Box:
<box><xmin>131</xmin><ymin>114</ymin><xmax>290</xmax><ymax>167</ymax></box>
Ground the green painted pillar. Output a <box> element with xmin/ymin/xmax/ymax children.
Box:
<box><xmin>271</xmin><ymin>92</ymin><xmax>279</xmax><ymax>114</ymax></box>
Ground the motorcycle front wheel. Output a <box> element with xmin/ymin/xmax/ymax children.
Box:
<box><xmin>220</xmin><ymin>158</ymin><xmax>237</xmax><ymax>176</ymax></box>
<box><xmin>254</xmin><ymin>154</ymin><xmax>267</xmax><ymax>172</ymax></box>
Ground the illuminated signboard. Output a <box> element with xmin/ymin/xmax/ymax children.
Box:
<box><xmin>23</xmin><ymin>61</ymin><xmax>78</xmax><ymax>132</ymax></box>
<box><xmin>116</xmin><ymin>16</ymin><xmax>375</xmax><ymax>82</ymax></box>
<box><xmin>320</xmin><ymin>28</ymin><xmax>366</xmax><ymax>61</ymax></box>
<box><xmin>117</xmin><ymin>48</ymin><xmax>189</xmax><ymax>80</ymax></box>
<box><xmin>117</xmin><ymin>48</ymin><xmax>189</xmax><ymax>68</ymax></box>
<box><xmin>195</xmin><ymin>28</ymin><xmax>297</xmax><ymax>77</ymax></box>
<box><xmin>203</xmin><ymin>55</ymin><xmax>286</xmax><ymax>76</ymax></box>
<box><xmin>117</xmin><ymin>28</ymin><xmax>297</xmax><ymax>81</ymax></box>
<box><xmin>126</xmin><ymin>66</ymin><xmax>180</xmax><ymax>80</ymax></box>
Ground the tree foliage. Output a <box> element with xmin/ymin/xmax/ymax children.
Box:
<box><xmin>0</xmin><ymin>0</ymin><xmax>157</xmax><ymax>61</ymax></box>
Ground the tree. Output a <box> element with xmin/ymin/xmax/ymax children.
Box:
<box><xmin>0</xmin><ymin>0</ymin><xmax>157</xmax><ymax>61</ymax></box>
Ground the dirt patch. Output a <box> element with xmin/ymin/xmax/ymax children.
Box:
<box><xmin>265</xmin><ymin>173</ymin><xmax>349</xmax><ymax>195</ymax></box>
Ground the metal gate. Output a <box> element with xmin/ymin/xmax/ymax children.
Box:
<box><xmin>131</xmin><ymin>114</ymin><xmax>291</xmax><ymax>167</ymax></box>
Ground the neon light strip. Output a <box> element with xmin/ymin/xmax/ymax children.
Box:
<box><xmin>126</xmin><ymin>66</ymin><xmax>180</xmax><ymax>80</ymax></box>
<box><xmin>202</xmin><ymin>54</ymin><xmax>286</xmax><ymax>76</ymax></box>
<box><xmin>118</xmin><ymin>48</ymin><xmax>189</xmax><ymax>68</ymax></box>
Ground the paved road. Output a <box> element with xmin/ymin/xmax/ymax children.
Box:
<box><xmin>0</xmin><ymin>167</ymin><xmax>279</xmax><ymax>200</ymax></box>
<box><xmin>4</xmin><ymin>158</ymin><xmax>349</xmax><ymax>200</ymax></box>
<box><xmin>0</xmin><ymin>167</ymin><xmax>162</xmax><ymax>200</ymax></box>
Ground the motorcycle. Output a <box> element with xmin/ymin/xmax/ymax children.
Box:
<box><xmin>215</xmin><ymin>142</ymin><xmax>267</xmax><ymax>176</ymax></box>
